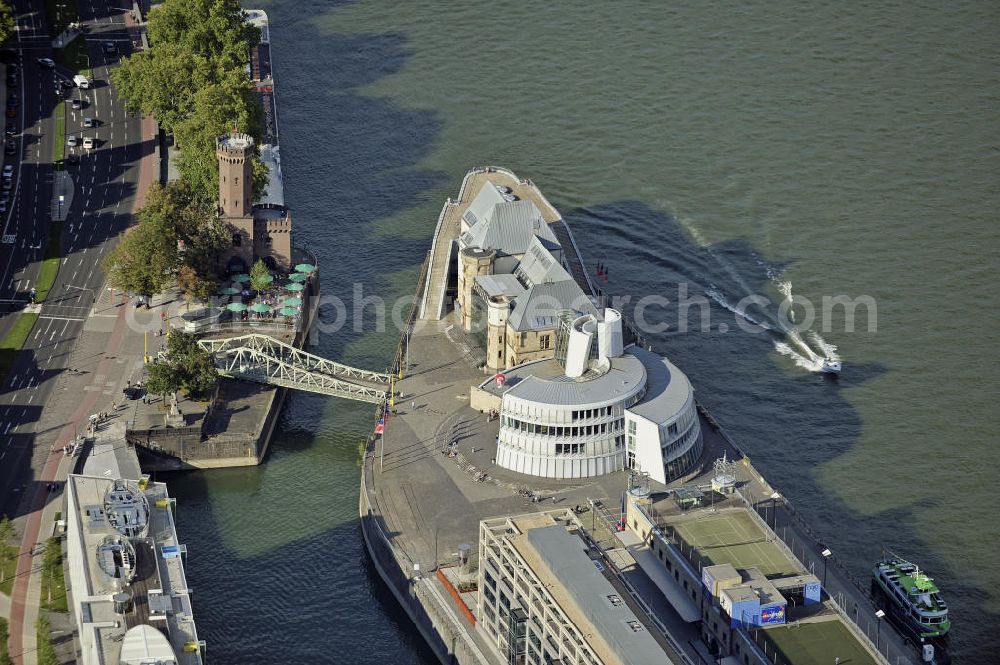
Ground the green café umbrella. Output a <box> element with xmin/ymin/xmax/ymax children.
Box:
<box><xmin>282</xmin><ymin>296</ymin><xmax>302</xmax><ymax>307</ymax></box>
<box><xmin>231</xmin><ymin>273</ymin><xmax>251</xmax><ymax>283</ymax></box>
<box><xmin>294</xmin><ymin>263</ymin><xmax>316</xmax><ymax>274</ymax></box>
<box><xmin>250</xmin><ymin>303</ymin><xmax>272</xmax><ymax>313</ymax></box>
<box><xmin>284</xmin><ymin>282</ymin><xmax>305</xmax><ymax>292</ymax></box>
<box><xmin>226</xmin><ymin>302</ymin><xmax>248</xmax><ymax>312</ymax></box>
<box><xmin>288</xmin><ymin>272</ymin><xmax>309</xmax><ymax>282</ymax></box>
<box><xmin>279</xmin><ymin>307</ymin><xmax>299</xmax><ymax>317</ymax></box>
<box><xmin>219</xmin><ymin>286</ymin><xmax>240</xmax><ymax>296</ymax></box>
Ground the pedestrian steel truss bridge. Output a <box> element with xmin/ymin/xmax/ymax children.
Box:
<box><xmin>198</xmin><ymin>334</ymin><xmax>392</xmax><ymax>404</ymax></box>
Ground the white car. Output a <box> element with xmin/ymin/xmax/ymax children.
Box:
<box><xmin>2</xmin><ymin>165</ymin><xmax>12</xmax><ymax>178</ymax></box>
<box><xmin>73</xmin><ymin>74</ymin><xmax>91</xmax><ymax>89</ymax></box>
<box><xmin>67</xmin><ymin>135</ymin><xmax>78</xmax><ymax>147</ymax></box>
<box><xmin>82</xmin><ymin>136</ymin><xmax>94</xmax><ymax>149</ymax></box>
<box><xmin>37</xmin><ymin>58</ymin><xmax>55</xmax><ymax>68</ymax></box>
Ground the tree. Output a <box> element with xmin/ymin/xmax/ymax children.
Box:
<box><xmin>176</xmin><ymin>265</ymin><xmax>216</xmax><ymax>310</ymax></box>
<box><xmin>102</xmin><ymin>183</ymin><xmax>180</xmax><ymax>298</ymax></box>
<box><xmin>154</xmin><ymin>331</ymin><xmax>218</xmax><ymax>399</ymax></box>
<box><xmin>145</xmin><ymin>361</ymin><xmax>181</xmax><ymax>398</ymax></box>
<box><xmin>147</xmin><ymin>0</ymin><xmax>259</xmax><ymax>74</ymax></box>
<box><xmin>185</xmin><ymin>216</ymin><xmax>230</xmax><ymax>276</ymax></box>
<box><xmin>111</xmin><ymin>43</ymin><xmax>214</xmax><ymax>132</ymax></box>
<box><xmin>0</xmin><ymin>2</ymin><xmax>14</xmax><ymax>46</ymax></box>
<box><xmin>173</xmin><ymin>75</ymin><xmax>263</xmax><ymax>202</ymax></box>
<box><xmin>249</xmin><ymin>258</ymin><xmax>270</xmax><ymax>292</ymax></box>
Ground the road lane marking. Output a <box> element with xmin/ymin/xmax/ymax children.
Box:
<box><xmin>38</xmin><ymin>315</ymin><xmax>85</xmax><ymax>322</ymax></box>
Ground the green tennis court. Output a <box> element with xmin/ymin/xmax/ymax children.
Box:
<box><xmin>763</xmin><ymin>618</ymin><xmax>878</xmax><ymax>665</ymax></box>
<box><xmin>673</xmin><ymin>510</ymin><xmax>798</xmax><ymax>577</ymax></box>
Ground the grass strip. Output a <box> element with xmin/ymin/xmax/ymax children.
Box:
<box><xmin>35</xmin><ymin>617</ymin><xmax>58</xmax><ymax>665</ymax></box>
<box><xmin>39</xmin><ymin>537</ymin><xmax>67</xmax><ymax>612</ymax></box>
<box><xmin>0</xmin><ymin>312</ymin><xmax>38</xmax><ymax>383</ymax></box>
<box><xmin>0</xmin><ymin>542</ymin><xmax>18</xmax><ymax>597</ymax></box>
<box><xmin>43</xmin><ymin>0</ymin><xmax>79</xmax><ymax>40</ymax></box>
<box><xmin>34</xmin><ymin>220</ymin><xmax>63</xmax><ymax>302</ymax></box>
<box><xmin>53</xmin><ymin>100</ymin><xmax>65</xmax><ymax>166</ymax></box>
<box><xmin>0</xmin><ymin>616</ymin><xmax>11</xmax><ymax>665</ymax></box>
<box><xmin>54</xmin><ymin>34</ymin><xmax>89</xmax><ymax>77</ymax></box>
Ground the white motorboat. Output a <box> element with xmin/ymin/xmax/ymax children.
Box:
<box><xmin>821</xmin><ymin>358</ymin><xmax>842</xmax><ymax>374</ymax></box>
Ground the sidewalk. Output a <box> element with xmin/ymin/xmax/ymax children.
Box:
<box><xmin>7</xmin><ymin>104</ymin><xmax>158</xmax><ymax>664</ymax></box>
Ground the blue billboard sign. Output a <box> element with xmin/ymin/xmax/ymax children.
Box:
<box><xmin>760</xmin><ymin>604</ymin><xmax>786</xmax><ymax>625</ymax></box>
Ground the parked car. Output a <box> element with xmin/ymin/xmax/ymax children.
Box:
<box><xmin>66</xmin><ymin>153</ymin><xmax>80</xmax><ymax>165</ymax></box>
<box><xmin>6</xmin><ymin>94</ymin><xmax>17</xmax><ymax>108</ymax></box>
<box><xmin>67</xmin><ymin>135</ymin><xmax>78</xmax><ymax>147</ymax></box>
<box><xmin>3</xmin><ymin>140</ymin><xmax>14</xmax><ymax>155</ymax></box>
<box><xmin>2</xmin><ymin>177</ymin><xmax>11</xmax><ymax>190</ymax></box>
<box><xmin>0</xmin><ymin>200</ymin><xmax>6</xmax><ymax>214</ymax></box>
<box><xmin>4</xmin><ymin>123</ymin><xmax>15</xmax><ymax>136</ymax></box>
<box><xmin>37</xmin><ymin>57</ymin><xmax>55</xmax><ymax>68</ymax></box>
<box><xmin>82</xmin><ymin>136</ymin><xmax>94</xmax><ymax>149</ymax></box>
<box><xmin>5</xmin><ymin>108</ymin><xmax>15</xmax><ymax>119</ymax></box>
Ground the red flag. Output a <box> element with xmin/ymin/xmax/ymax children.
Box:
<box><xmin>374</xmin><ymin>413</ymin><xmax>385</xmax><ymax>435</ymax></box>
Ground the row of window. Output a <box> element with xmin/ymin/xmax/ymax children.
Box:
<box><xmin>502</xmin><ymin>416</ymin><xmax>624</xmax><ymax>438</ymax></box>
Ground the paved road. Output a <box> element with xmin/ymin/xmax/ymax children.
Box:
<box><xmin>0</xmin><ymin>0</ymin><xmax>142</xmax><ymax>530</ymax></box>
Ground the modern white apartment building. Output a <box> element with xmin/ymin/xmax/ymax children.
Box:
<box><xmin>478</xmin><ymin>511</ymin><xmax>675</xmax><ymax>665</ymax></box>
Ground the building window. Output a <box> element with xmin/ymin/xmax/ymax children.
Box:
<box><xmin>540</xmin><ymin>334</ymin><xmax>551</xmax><ymax>350</ymax></box>
<box><xmin>234</xmin><ymin>176</ymin><xmax>239</xmax><ymax>185</ymax></box>
<box><xmin>628</xmin><ymin>420</ymin><xmax>636</xmax><ymax>434</ymax></box>
<box><xmin>668</xmin><ymin>422</ymin><xmax>678</xmax><ymax>436</ymax></box>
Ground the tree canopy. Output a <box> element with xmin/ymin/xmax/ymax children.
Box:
<box><xmin>147</xmin><ymin>331</ymin><xmax>217</xmax><ymax>399</ymax></box>
<box><xmin>101</xmin><ymin>181</ymin><xmax>229</xmax><ymax>297</ymax></box>
<box><xmin>111</xmin><ymin>0</ymin><xmax>266</xmax><ymax>203</ymax></box>
<box><xmin>0</xmin><ymin>2</ymin><xmax>15</xmax><ymax>46</ymax></box>
<box><xmin>249</xmin><ymin>258</ymin><xmax>270</xmax><ymax>292</ymax></box>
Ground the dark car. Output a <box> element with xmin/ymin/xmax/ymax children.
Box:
<box><xmin>6</xmin><ymin>94</ymin><xmax>17</xmax><ymax>108</ymax></box>
<box><xmin>4</xmin><ymin>140</ymin><xmax>15</xmax><ymax>156</ymax></box>
<box><xmin>71</xmin><ymin>98</ymin><xmax>83</xmax><ymax>110</ymax></box>
<box><xmin>5</xmin><ymin>123</ymin><xmax>16</xmax><ymax>136</ymax></box>
<box><xmin>103</xmin><ymin>41</ymin><xmax>117</xmax><ymax>56</ymax></box>
<box><xmin>4</xmin><ymin>107</ymin><xmax>14</xmax><ymax>119</ymax></box>
<box><xmin>66</xmin><ymin>153</ymin><xmax>80</xmax><ymax>165</ymax></box>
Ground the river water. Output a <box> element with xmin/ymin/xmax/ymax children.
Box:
<box><xmin>163</xmin><ymin>1</ymin><xmax>999</xmax><ymax>662</ymax></box>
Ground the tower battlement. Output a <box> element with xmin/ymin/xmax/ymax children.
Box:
<box><xmin>216</xmin><ymin>133</ymin><xmax>255</xmax><ymax>160</ymax></box>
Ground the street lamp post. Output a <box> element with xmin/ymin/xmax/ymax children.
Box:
<box><xmin>821</xmin><ymin>548</ymin><xmax>832</xmax><ymax>590</ymax></box>
<box><xmin>770</xmin><ymin>491</ymin><xmax>781</xmax><ymax>529</ymax></box>
<box><xmin>875</xmin><ymin>609</ymin><xmax>885</xmax><ymax>651</ymax></box>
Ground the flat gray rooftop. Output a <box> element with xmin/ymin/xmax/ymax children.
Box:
<box><xmin>524</xmin><ymin>525</ymin><xmax>669</xmax><ymax>665</ymax></box>
<box><xmin>627</xmin><ymin>346</ymin><xmax>694</xmax><ymax>423</ymax></box>
<box><xmin>481</xmin><ymin>354</ymin><xmax>646</xmax><ymax>407</ymax></box>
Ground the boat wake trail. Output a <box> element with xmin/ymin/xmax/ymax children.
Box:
<box><xmin>705</xmin><ymin>285</ymin><xmax>773</xmax><ymax>332</ymax></box>
<box><xmin>708</xmin><ymin>268</ymin><xmax>843</xmax><ymax>374</ymax></box>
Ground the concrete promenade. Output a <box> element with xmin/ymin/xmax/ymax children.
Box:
<box><xmin>362</xmin><ymin>315</ymin><xmax>714</xmax><ymax>664</ymax></box>
<box><xmin>7</xmin><ymin>109</ymin><xmax>157</xmax><ymax>664</ymax></box>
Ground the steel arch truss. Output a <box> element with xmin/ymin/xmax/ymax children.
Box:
<box><xmin>199</xmin><ymin>334</ymin><xmax>390</xmax><ymax>403</ymax></box>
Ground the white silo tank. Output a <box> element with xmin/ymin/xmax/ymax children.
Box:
<box><xmin>597</xmin><ymin>308</ymin><xmax>624</xmax><ymax>360</ymax></box>
<box><xmin>565</xmin><ymin>315</ymin><xmax>596</xmax><ymax>378</ymax></box>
